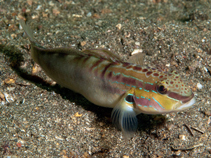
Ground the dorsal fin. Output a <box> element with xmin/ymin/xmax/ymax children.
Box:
<box><xmin>126</xmin><ymin>53</ymin><xmax>145</xmax><ymax>66</ymax></box>
<box><xmin>82</xmin><ymin>48</ymin><xmax>123</xmax><ymax>62</ymax></box>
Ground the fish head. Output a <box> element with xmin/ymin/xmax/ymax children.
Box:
<box><xmin>131</xmin><ymin>71</ymin><xmax>196</xmax><ymax>114</ymax></box>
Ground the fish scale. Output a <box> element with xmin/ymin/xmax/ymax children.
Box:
<box><xmin>20</xmin><ymin>20</ymin><xmax>196</xmax><ymax>138</ymax></box>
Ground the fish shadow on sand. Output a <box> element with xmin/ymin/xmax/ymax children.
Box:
<box><xmin>1</xmin><ymin>44</ymin><xmax>167</xmax><ymax>136</ymax></box>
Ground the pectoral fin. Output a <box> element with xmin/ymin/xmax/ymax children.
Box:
<box><xmin>111</xmin><ymin>92</ymin><xmax>138</xmax><ymax>138</ymax></box>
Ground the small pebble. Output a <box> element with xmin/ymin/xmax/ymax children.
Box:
<box><xmin>179</xmin><ymin>134</ymin><xmax>187</xmax><ymax>140</ymax></box>
<box><xmin>135</xmin><ymin>42</ymin><xmax>140</xmax><ymax>46</ymax></box>
<box><xmin>87</xmin><ymin>12</ymin><xmax>92</xmax><ymax>17</ymax></box>
<box><xmin>166</xmin><ymin>124</ymin><xmax>174</xmax><ymax>130</ymax></box>
<box><xmin>174</xmin><ymin>150</ymin><xmax>181</xmax><ymax>156</ymax></box>
<box><xmin>80</xmin><ymin>41</ymin><xmax>86</xmax><ymax>47</ymax></box>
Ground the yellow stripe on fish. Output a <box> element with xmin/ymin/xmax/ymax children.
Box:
<box><xmin>20</xmin><ymin>20</ymin><xmax>196</xmax><ymax>137</ymax></box>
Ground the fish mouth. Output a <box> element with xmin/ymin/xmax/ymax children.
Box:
<box><xmin>168</xmin><ymin>92</ymin><xmax>196</xmax><ymax>111</ymax></box>
<box><xmin>168</xmin><ymin>91</ymin><xmax>195</xmax><ymax>103</ymax></box>
<box><xmin>176</xmin><ymin>96</ymin><xmax>196</xmax><ymax>110</ymax></box>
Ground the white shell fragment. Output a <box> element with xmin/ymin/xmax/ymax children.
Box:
<box><xmin>4</xmin><ymin>93</ymin><xmax>15</xmax><ymax>103</ymax></box>
<box><xmin>131</xmin><ymin>49</ymin><xmax>143</xmax><ymax>55</ymax></box>
<box><xmin>166</xmin><ymin>63</ymin><xmax>171</xmax><ymax>67</ymax></box>
<box><xmin>116</xmin><ymin>23</ymin><xmax>122</xmax><ymax>30</ymax></box>
<box><xmin>197</xmin><ymin>83</ymin><xmax>203</xmax><ymax>90</ymax></box>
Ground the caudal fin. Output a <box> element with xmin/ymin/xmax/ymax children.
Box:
<box><xmin>20</xmin><ymin>20</ymin><xmax>35</xmax><ymax>43</ymax></box>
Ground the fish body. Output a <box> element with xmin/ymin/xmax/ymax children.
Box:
<box><xmin>20</xmin><ymin>20</ymin><xmax>196</xmax><ymax>136</ymax></box>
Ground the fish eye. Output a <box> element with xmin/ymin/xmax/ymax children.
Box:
<box><xmin>157</xmin><ymin>85</ymin><xmax>167</xmax><ymax>94</ymax></box>
<box><xmin>125</xmin><ymin>95</ymin><xmax>134</xmax><ymax>103</ymax></box>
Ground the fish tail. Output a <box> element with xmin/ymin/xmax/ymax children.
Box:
<box><xmin>20</xmin><ymin>20</ymin><xmax>45</xmax><ymax>64</ymax></box>
<box><xmin>20</xmin><ymin>20</ymin><xmax>35</xmax><ymax>43</ymax></box>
